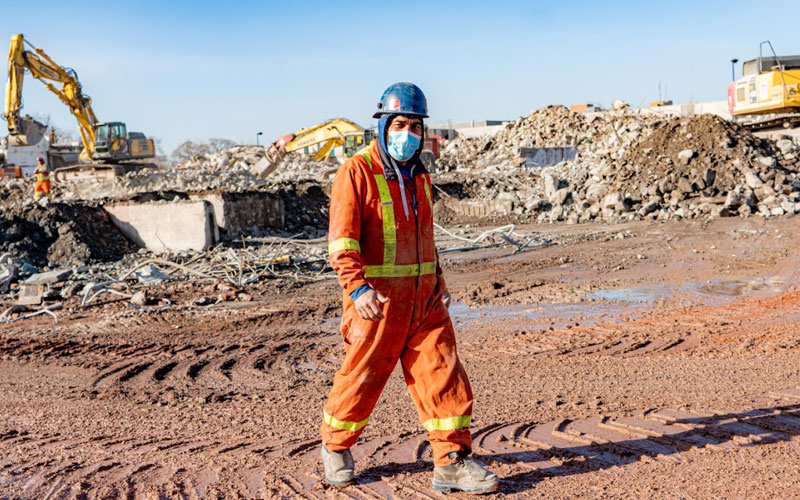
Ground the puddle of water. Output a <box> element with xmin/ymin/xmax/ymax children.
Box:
<box><xmin>684</xmin><ymin>277</ymin><xmax>789</xmax><ymax>297</ymax></box>
<box><xmin>589</xmin><ymin>284</ymin><xmax>671</xmax><ymax>303</ymax></box>
<box><xmin>587</xmin><ymin>277</ymin><xmax>790</xmax><ymax>304</ymax></box>
<box><xmin>326</xmin><ymin>276</ymin><xmax>791</xmax><ymax>336</ymax></box>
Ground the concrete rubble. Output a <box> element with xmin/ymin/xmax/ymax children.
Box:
<box><xmin>436</xmin><ymin>105</ymin><xmax>800</xmax><ymax>223</ymax></box>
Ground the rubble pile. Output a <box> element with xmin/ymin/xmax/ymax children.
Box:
<box><xmin>0</xmin><ymin>203</ymin><xmax>138</xmax><ymax>267</ymax></box>
<box><xmin>435</xmin><ymin>106</ymin><xmax>800</xmax><ymax>223</ymax></box>
<box><xmin>0</xmin><ymin>178</ymin><xmax>30</xmax><ymax>207</ymax></box>
<box><xmin>71</xmin><ymin>151</ymin><xmax>335</xmax><ymax>200</ymax></box>
<box><xmin>173</xmin><ymin>145</ymin><xmax>334</xmax><ymax>183</ymax></box>
<box><xmin>438</xmin><ymin>106</ymin><xmax>592</xmax><ymax>171</ymax></box>
<box><xmin>592</xmin><ymin>114</ymin><xmax>798</xmax><ymax>220</ymax></box>
<box><xmin>174</xmin><ymin>145</ymin><xmax>269</xmax><ymax>171</ymax></box>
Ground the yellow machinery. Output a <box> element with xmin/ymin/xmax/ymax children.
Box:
<box><xmin>728</xmin><ymin>41</ymin><xmax>800</xmax><ymax>129</ymax></box>
<box><xmin>260</xmin><ymin>118</ymin><xmax>374</xmax><ymax>177</ymax></box>
<box><xmin>3</xmin><ymin>33</ymin><xmax>155</xmax><ymax>174</ymax></box>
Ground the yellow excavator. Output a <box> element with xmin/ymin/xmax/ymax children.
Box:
<box><xmin>728</xmin><ymin>41</ymin><xmax>800</xmax><ymax>130</ymax></box>
<box><xmin>259</xmin><ymin>118</ymin><xmax>375</xmax><ymax>177</ymax></box>
<box><xmin>3</xmin><ymin>33</ymin><xmax>155</xmax><ymax>178</ymax></box>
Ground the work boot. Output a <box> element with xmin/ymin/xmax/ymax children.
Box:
<box><xmin>432</xmin><ymin>456</ymin><xmax>499</xmax><ymax>494</ymax></box>
<box><xmin>320</xmin><ymin>444</ymin><xmax>355</xmax><ymax>486</ymax></box>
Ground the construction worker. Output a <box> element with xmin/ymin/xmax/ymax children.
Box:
<box><xmin>321</xmin><ymin>82</ymin><xmax>499</xmax><ymax>494</ymax></box>
<box><xmin>33</xmin><ymin>156</ymin><xmax>52</xmax><ymax>201</ymax></box>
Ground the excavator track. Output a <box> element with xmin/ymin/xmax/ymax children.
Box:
<box><xmin>737</xmin><ymin>113</ymin><xmax>800</xmax><ymax>132</ymax></box>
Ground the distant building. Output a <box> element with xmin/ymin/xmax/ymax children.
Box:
<box><xmin>427</xmin><ymin>120</ymin><xmax>509</xmax><ymax>140</ymax></box>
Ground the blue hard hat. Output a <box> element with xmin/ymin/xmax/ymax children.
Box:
<box><xmin>373</xmin><ymin>82</ymin><xmax>428</xmax><ymax>118</ymax></box>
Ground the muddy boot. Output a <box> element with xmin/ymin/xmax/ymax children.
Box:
<box><xmin>320</xmin><ymin>444</ymin><xmax>355</xmax><ymax>486</ymax></box>
<box><xmin>432</xmin><ymin>456</ymin><xmax>499</xmax><ymax>494</ymax></box>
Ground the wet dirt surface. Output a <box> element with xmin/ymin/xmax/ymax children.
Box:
<box><xmin>2</xmin><ymin>216</ymin><xmax>800</xmax><ymax>498</ymax></box>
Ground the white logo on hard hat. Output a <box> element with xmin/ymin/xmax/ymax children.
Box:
<box><xmin>388</xmin><ymin>97</ymin><xmax>400</xmax><ymax>111</ymax></box>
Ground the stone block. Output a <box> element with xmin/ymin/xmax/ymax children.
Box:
<box><xmin>105</xmin><ymin>201</ymin><xmax>219</xmax><ymax>253</ymax></box>
<box><xmin>25</xmin><ymin>269</ymin><xmax>72</xmax><ymax>285</ymax></box>
<box><xmin>16</xmin><ymin>284</ymin><xmax>43</xmax><ymax>306</ymax></box>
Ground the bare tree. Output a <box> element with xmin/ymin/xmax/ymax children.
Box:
<box><xmin>170</xmin><ymin>140</ymin><xmax>211</xmax><ymax>164</ymax></box>
<box><xmin>170</xmin><ymin>138</ymin><xmax>238</xmax><ymax>165</ymax></box>
<box><xmin>208</xmin><ymin>138</ymin><xmax>237</xmax><ymax>154</ymax></box>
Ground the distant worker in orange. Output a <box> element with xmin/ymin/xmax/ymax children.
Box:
<box><xmin>33</xmin><ymin>156</ymin><xmax>51</xmax><ymax>201</ymax></box>
<box><xmin>320</xmin><ymin>82</ymin><xmax>499</xmax><ymax>494</ymax></box>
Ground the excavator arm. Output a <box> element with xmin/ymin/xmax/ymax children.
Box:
<box><xmin>279</xmin><ymin>118</ymin><xmax>364</xmax><ymax>156</ymax></box>
<box><xmin>3</xmin><ymin>34</ymin><xmax>98</xmax><ymax>159</ymax></box>
<box><xmin>260</xmin><ymin>118</ymin><xmax>368</xmax><ymax>178</ymax></box>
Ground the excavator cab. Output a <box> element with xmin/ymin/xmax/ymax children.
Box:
<box><xmin>343</xmin><ymin>130</ymin><xmax>376</xmax><ymax>158</ymax></box>
<box><xmin>93</xmin><ymin>122</ymin><xmax>155</xmax><ymax>163</ymax></box>
<box><xmin>93</xmin><ymin>122</ymin><xmax>127</xmax><ymax>160</ymax></box>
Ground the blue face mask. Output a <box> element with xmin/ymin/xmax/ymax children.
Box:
<box><xmin>387</xmin><ymin>130</ymin><xmax>421</xmax><ymax>162</ymax></box>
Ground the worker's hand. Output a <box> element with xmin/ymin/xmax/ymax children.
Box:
<box><xmin>355</xmin><ymin>289</ymin><xmax>388</xmax><ymax>321</ymax></box>
<box><xmin>442</xmin><ymin>290</ymin><xmax>452</xmax><ymax>309</ymax></box>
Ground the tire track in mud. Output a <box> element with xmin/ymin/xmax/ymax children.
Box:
<box><xmin>2</xmin><ymin>388</ymin><xmax>799</xmax><ymax>498</ymax></box>
<box><xmin>481</xmin><ymin>292</ymin><xmax>800</xmax><ymax>360</ymax></box>
<box><xmin>0</xmin><ymin>327</ymin><xmax>338</xmax><ymax>396</ymax></box>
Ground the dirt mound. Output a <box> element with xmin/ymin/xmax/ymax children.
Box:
<box><xmin>0</xmin><ymin>178</ymin><xmax>30</xmax><ymax>207</ymax></box>
<box><xmin>619</xmin><ymin>114</ymin><xmax>777</xmax><ymax>196</ymax></box>
<box><xmin>0</xmin><ymin>202</ymin><xmax>138</xmax><ymax>267</ymax></box>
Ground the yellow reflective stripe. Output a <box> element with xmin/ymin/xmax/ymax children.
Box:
<box><xmin>328</xmin><ymin>237</ymin><xmax>360</xmax><ymax>254</ymax></box>
<box><xmin>422</xmin><ymin>415</ymin><xmax>472</xmax><ymax>432</ymax></box>
<box><xmin>323</xmin><ymin>410</ymin><xmax>369</xmax><ymax>432</ymax></box>
<box><xmin>373</xmin><ymin>173</ymin><xmax>397</xmax><ymax>267</ymax></box>
<box><xmin>36</xmin><ymin>173</ymin><xmax>49</xmax><ymax>180</ymax></box>
<box><xmin>362</xmin><ymin>152</ymin><xmax>398</xmax><ymax>268</ymax></box>
<box><xmin>423</xmin><ymin>176</ymin><xmax>433</xmax><ymax>211</ymax></box>
<box><xmin>364</xmin><ymin>261</ymin><xmax>437</xmax><ymax>278</ymax></box>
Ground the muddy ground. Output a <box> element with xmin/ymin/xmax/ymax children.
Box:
<box><xmin>1</xmin><ymin>216</ymin><xmax>800</xmax><ymax>499</ymax></box>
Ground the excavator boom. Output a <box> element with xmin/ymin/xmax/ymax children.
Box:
<box><xmin>3</xmin><ymin>33</ymin><xmax>155</xmax><ymax>175</ymax></box>
<box><xmin>259</xmin><ymin>118</ymin><xmax>372</xmax><ymax>178</ymax></box>
<box><xmin>4</xmin><ymin>34</ymin><xmax>97</xmax><ymax>159</ymax></box>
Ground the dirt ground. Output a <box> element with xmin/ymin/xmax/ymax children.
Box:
<box><xmin>2</xmin><ymin>216</ymin><xmax>800</xmax><ymax>499</ymax></box>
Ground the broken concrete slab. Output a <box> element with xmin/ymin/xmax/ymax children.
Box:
<box><xmin>189</xmin><ymin>191</ymin><xmax>284</xmax><ymax>237</ymax></box>
<box><xmin>251</xmin><ymin>157</ymin><xmax>280</xmax><ymax>178</ymax></box>
<box><xmin>25</xmin><ymin>268</ymin><xmax>73</xmax><ymax>285</ymax></box>
<box><xmin>16</xmin><ymin>284</ymin><xmax>44</xmax><ymax>306</ymax></box>
<box><xmin>443</xmin><ymin>198</ymin><xmax>513</xmax><ymax>217</ymax></box>
<box><xmin>105</xmin><ymin>201</ymin><xmax>219</xmax><ymax>253</ymax></box>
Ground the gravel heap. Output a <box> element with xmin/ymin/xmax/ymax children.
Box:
<box><xmin>434</xmin><ymin>106</ymin><xmax>800</xmax><ymax>223</ymax></box>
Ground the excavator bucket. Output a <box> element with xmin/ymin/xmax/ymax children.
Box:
<box><xmin>7</xmin><ymin>116</ymin><xmax>47</xmax><ymax>147</ymax></box>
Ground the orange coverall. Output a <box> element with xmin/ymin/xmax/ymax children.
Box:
<box><xmin>34</xmin><ymin>167</ymin><xmax>51</xmax><ymax>200</ymax></box>
<box><xmin>321</xmin><ymin>142</ymin><xmax>473</xmax><ymax>466</ymax></box>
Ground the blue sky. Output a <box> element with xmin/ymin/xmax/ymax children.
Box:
<box><xmin>2</xmin><ymin>0</ymin><xmax>797</xmax><ymax>155</ymax></box>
